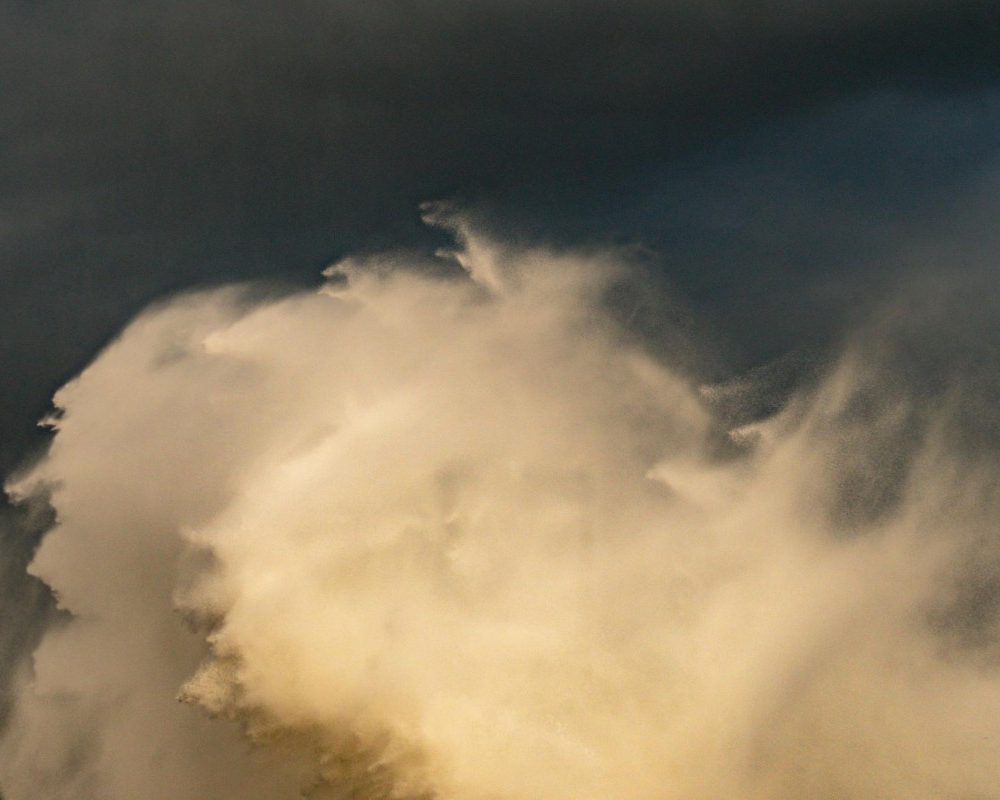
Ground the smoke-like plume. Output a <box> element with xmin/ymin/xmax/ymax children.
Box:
<box><xmin>2</xmin><ymin>217</ymin><xmax>999</xmax><ymax>798</ymax></box>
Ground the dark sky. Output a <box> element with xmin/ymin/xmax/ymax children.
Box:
<box><xmin>3</xmin><ymin>1</ymin><xmax>1000</xmax><ymax>475</ymax></box>
<box><xmin>0</xmin><ymin>6</ymin><xmax>998</xmax><ymax>482</ymax></box>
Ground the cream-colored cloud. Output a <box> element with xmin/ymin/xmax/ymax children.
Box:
<box><xmin>2</xmin><ymin>220</ymin><xmax>999</xmax><ymax>799</ymax></box>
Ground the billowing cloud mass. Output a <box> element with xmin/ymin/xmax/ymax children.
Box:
<box><xmin>3</xmin><ymin>216</ymin><xmax>999</xmax><ymax>798</ymax></box>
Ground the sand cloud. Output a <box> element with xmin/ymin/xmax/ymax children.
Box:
<box><xmin>2</xmin><ymin>217</ymin><xmax>999</xmax><ymax>798</ymax></box>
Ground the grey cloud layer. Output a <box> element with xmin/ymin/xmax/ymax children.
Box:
<box><xmin>3</xmin><ymin>0</ymin><xmax>999</xmax><ymax>474</ymax></box>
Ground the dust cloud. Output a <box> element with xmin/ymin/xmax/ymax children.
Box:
<box><xmin>2</xmin><ymin>216</ymin><xmax>999</xmax><ymax>799</ymax></box>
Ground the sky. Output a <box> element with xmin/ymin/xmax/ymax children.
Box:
<box><xmin>3</xmin><ymin>0</ymin><xmax>999</xmax><ymax>473</ymax></box>
<box><xmin>2</xmin><ymin>2</ymin><xmax>1000</xmax><ymax>798</ymax></box>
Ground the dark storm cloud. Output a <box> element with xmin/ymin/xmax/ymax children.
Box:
<box><xmin>2</xmin><ymin>0</ymin><xmax>998</xmax><ymax>470</ymax></box>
